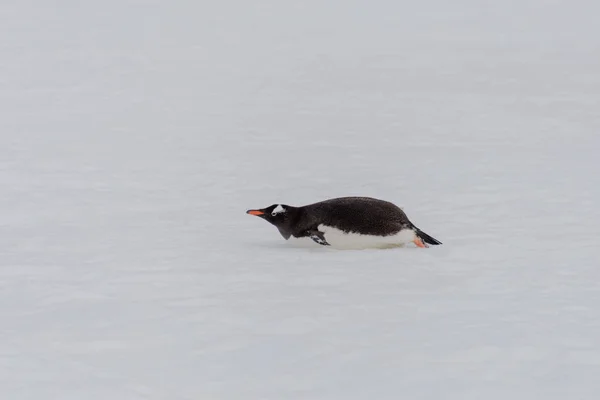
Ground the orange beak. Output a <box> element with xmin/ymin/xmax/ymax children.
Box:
<box><xmin>246</xmin><ymin>209</ymin><xmax>265</xmax><ymax>216</ymax></box>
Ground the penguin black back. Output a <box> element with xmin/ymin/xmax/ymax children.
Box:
<box><xmin>301</xmin><ymin>196</ymin><xmax>412</xmax><ymax>236</ymax></box>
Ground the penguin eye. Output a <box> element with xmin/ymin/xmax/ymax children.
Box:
<box><xmin>271</xmin><ymin>204</ymin><xmax>286</xmax><ymax>217</ymax></box>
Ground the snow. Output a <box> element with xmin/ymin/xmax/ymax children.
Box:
<box><xmin>1</xmin><ymin>0</ymin><xmax>600</xmax><ymax>399</ymax></box>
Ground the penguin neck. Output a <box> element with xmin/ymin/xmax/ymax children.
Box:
<box><xmin>276</xmin><ymin>206</ymin><xmax>304</xmax><ymax>240</ymax></box>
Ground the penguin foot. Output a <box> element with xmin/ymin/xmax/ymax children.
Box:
<box><xmin>413</xmin><ymin>237</ymin><xmax>428</xmax><ymax>248</ymax></box>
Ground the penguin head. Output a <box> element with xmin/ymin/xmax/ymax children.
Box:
<box><xmin>246</xmin><ymin>204</ymin><xmax>296</xmax><ymax>238</ymax></box>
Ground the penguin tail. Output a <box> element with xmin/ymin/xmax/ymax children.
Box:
<box><xmin>413</xmin><ymin>228</ymin><xmax>442</xmax><ymax>248</ymax></box>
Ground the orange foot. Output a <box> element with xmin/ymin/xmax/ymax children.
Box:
<box><xmin>413</xmin><ymin>237</ymin><xmax>428</xmax><ymax>248</ymax></box>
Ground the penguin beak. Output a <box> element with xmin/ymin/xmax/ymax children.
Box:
<box><xmin>246</xmin><ymin>209</ymin><xmax>265</xmax><ymax>216</ymax></box>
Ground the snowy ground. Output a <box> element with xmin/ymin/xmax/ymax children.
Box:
<box><xmin>1</xmin><ymin>1</ymin><xmax>600</xmax><ymax>399</ymax></box>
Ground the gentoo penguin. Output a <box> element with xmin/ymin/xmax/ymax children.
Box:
<box><xmin>246</xmin><ymin>196</ymin><xmax>442</xmax><ymax>249</ymax></box>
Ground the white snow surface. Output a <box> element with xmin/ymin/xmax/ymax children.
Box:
<box><xmin>1</xmin><ymin>1</ymin><xmax>600</xmax><ymax>399</ymax></box>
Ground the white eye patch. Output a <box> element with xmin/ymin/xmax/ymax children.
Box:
<box><xmin>271</xmin><ymin>205</ymin><xmax>286</xmax><ymax>216</ymax></box>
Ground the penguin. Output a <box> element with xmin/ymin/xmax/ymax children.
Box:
<box><xmin>246</xmin><ymin>196</ymin><xmax>442</xmax><ymax>249</ymax></box>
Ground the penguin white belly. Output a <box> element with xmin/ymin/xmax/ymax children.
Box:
<box><xmin>317</xmin><ymin>224</ymin><xmax>416</xmax><ymax>250</ymax></box>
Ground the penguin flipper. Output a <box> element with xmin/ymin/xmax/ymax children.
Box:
<box><xmin>308</xmin><ymin>229</ymin><xmax>330</xmax><ymax>246</ymax></box>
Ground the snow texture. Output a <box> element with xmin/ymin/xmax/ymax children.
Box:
<box><xmin>1</xmin><ymin>0</ymin><xmax>600</xmax><ymax>399</ymax></box>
